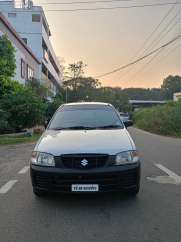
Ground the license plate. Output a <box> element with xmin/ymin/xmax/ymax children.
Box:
<box><xmin>71</xmin><ymin>184</ymin><xmax>99</xmax><ymax>192</ymax></box>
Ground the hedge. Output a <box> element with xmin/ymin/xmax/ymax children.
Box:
<box><xmin>134</xmin><ymin>101</ymin><xmax>181</xmax><ymax>137</ymax></box>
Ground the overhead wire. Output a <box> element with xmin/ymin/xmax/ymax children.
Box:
<box><xmin>127</xmin><ymin>10</ymin><xmax>181</xmax><ymax>81</ymax></box>
<box><xmin>44</xmin><ymin>2</ymin><xmax>181</xmax><ymax>12</ymax></box>
<box><xmin>35</xmin><ymin>0</ymin><xmax>145</xmax><ymax>5</ymax></box>
<box><xmin>138</xmin><ymin>41</ymin><xmax>181</xmax><ymax>74</ymax></box>
<box><xmin>127</xmin><ymin>11</ymin><xmax>181</xmax><ymax>80</ymax></box>
<box><xmin>117</xmin><ymin>3</ymin><xmax>177</xmax><ymax>81</ymax></box>
<box><xmin>96</xmin><ymin>34</ymin><xmax>181</xmax><ymax>78</ymax></box>
<box><xmin>118</xmin><ymin>3</ymin><xmax>181</xmax><ymax>84</ymax></box>
<box><xmin>140</xmin><ymin>8</ymin><xmax>181</xmax><ymax>56</ymax></box>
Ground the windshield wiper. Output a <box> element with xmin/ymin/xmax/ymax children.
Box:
<box><xmin>50</xmin><ymin>127</ymin><xmax>65</xmax><ymax>130</ymax></box>
<box><xmin>96</xmin><ymin>125</ymin><xmax>122</xmax><ymax>129</ymax></box>
<box><xmin>65</xmin><ymin>126</ymin><xmax>96</xmax><ymax>130</ymax></box>
<box><xmin>50</xmin><ymin>126</ymin><xmax>95</xmax><ymax>130</ymax></box>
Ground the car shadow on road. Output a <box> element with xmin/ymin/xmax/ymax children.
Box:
<box><xmin>33</xmin><ymin>191</ymin><xmax>140</xmax><ymax>210</ymax></box>
<box><xmin>29</xmin><ymin>189</ymin><xmax>143</xmax><ymax>228</ymax></box>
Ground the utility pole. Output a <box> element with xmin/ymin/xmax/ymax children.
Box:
<box><xmin>66</xmin><ymin>86</ymin><xmax>68</xmax><ymax>103</ymax></box>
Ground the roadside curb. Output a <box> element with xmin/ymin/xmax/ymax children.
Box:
<box><xmin>131</xmin><ymin>126</ymin><xmax>181</xmax><ymax>141</ymax></box>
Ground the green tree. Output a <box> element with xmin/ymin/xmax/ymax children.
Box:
<box><xmin>0</xmin><ymin>77</ymin><xmax>23</xmax><ymax>97</ymax></box>
<box><xmin>46</xmin><ymin>93</ymin><xmax>64</xmax><ymax>119</ymax></box>
<box><xmin>161</xmin><ymin>75</ymin><xmax>181</xmax><ymax>99</ymax></box>
<box><xmin>0</xmin><ymin>35</ymin><xmax>17</xmax><ymax>98</ymax></box>
<box><xmin>63</xmin><ymin>61</ymin><xmax>87</xmax><ymax>100</ymax></box>
<box><xmin>63</xmin><ymin>77</ymin><xmax>101</xmax><ymax>102</ymax></box>
<box><xmin>0</xmin><ymin>35</ymin><xmax>16</xmax><ymax>79</ymax></box>
<box><xmin>64</xmin><ymin>61</ymin><xmax>87</xmax><ymax>80</ymax></box>
<box><xmin>27</xmin><ymin>78</ymin><xmax>51</xmax><ymax>100</ymax></box>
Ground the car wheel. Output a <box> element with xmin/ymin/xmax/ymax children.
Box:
<box><xmin>33</xmin><ymin>188</ymin><xmax>47</xmax><ymax>197</ymax></box>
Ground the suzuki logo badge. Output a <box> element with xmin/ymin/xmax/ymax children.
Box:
<box><xmin>81</xmin><ymin>159</ymin><xmax>88</xmax><ymax>167</ymax></box>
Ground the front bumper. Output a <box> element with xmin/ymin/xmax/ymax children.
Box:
<box><xmin>30</xmin><ymin>162</ymin><xmax>140</xmax><ymax>193</ymax></box>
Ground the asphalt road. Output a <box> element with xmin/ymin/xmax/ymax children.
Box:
<box><xmin>0</xmin><ymin>127</ymin><xmax>181</xmax><ymax>242</ymax></box>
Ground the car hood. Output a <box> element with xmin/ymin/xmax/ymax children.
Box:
<box><xmin>35</xmin><ymin>129</ymin><xmax>135</xmax><ymax>156</ymax></box>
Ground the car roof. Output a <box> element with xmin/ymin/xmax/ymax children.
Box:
<box><xmin>62</xmin><ymin>102</ymin><xmax>112</xmax><ymax>107</ymax></box>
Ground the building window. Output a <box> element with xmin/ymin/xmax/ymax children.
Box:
<box><xmin>32</xmin><ymin>14</ymin><xmax>41</xmax><ymax>22</ymax></box>
<box><xmin>49</xmin><ymin>52</ymin><xmax>60</xmax><ymax>76</ymax></box>
<box><xmin>21</xmin><ymin>59</ymin><xmax>26</xmax><ymax>79</ymax></box>
<box><xmin>27</xmin><ymin>65</ymin><xmax>34</xmax><ymax>80</ymax></box>
<box><xmin>8</xmin><ymin>13</ymin><xmax>16</xmax><ymax>18</ymax></box>
<box><xmin>22</xmin><ymin>38</ymin><xmax>27</xmax><ymax>44</ymax></box>
<box><xmin>42</xmin><ymin>17</ymin><xmax>50</xmax><ymax>36</ymax></box>
<box><xmin>43</xmin><ymin>49</ymin><xmax>49</xmax><ymax>63</ymax></box>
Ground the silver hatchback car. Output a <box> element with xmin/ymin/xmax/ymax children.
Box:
<box><xmin>30</xmin><ymin>102</ymin><xmax>140</xmax><ymax>196</ymax></box>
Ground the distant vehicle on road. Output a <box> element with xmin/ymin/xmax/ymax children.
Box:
<box><xmin>173</xmin><ymin>92</ymin><xmax>181</xmax><ymax>101</ymax></box>
<box><xmin>119</xmin><ymin>112</ymin><xmax>133</xmax><ymax>126</ymax></box>
<box><xmin>119</xmin><ymin>112</ymin><xmax>130</xmax><ymax>122</ymax></box>
<box><xmin>30</xmin><ymin>102</ymin><xmax>140</xmax><ymax>197</ymax></box>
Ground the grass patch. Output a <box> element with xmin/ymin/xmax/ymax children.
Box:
<box><xmin>133</xmin><ymin>101</ymin><xmax>181</xmax><ymax>138</ymax></box>
<box><xmin>0</xmin><ymin>133</ymin><xmax>41</xmax><ymax>145</ymax></box>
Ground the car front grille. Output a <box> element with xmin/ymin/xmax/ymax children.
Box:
<box><xmin>34</xmin><ymin>170</ymin><xmax>139</xmax><ymax>192</ymax></box>
<box><xmin>55</xmin><ymin>154</ymin><xmax>109</xmax><ymax>169</ymax></box>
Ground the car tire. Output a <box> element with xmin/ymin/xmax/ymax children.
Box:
<box><xmin>33</xmin><ymin>188</ymin><xmax>47</xmax><ymax>197</ymax></box>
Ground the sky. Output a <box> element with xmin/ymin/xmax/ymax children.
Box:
<box><xmin>34</xmin><ymin>0</ymin><xmax>181</xmax><ymax>88</ymax></box>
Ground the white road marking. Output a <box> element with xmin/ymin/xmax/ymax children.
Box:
<box><xmin>155</xmin><ymin>164</ymin><xmax>181</xmax><ymax>183</ymax></box>
<box><xmin>147</xmin><ymin>163</ymin><xmax>181</xmax><ymax>185</ymax></box>
<box><xmin>18</xmin><ymin>166</ymin><xmax>29</xmax><ymax>174</ymax></box>
<box><xmin>147</xmin><ymin>176</ymin><xmax>180</xmax><ymax>185</ymax></box>
<box><xmin>0</xmin><ymin>180</ymin><xmax>17</xmax><ymax>194</ymax></box>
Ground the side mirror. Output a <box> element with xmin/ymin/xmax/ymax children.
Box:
<box><xmin>44</xmin><ymin>119</ymin><xmax>50</xmax><ymax>129</ymax></box>
<box><xmin>124</xmin><ymin>120</ymin><xmax>133</xmax><ymax>128</ymax></box>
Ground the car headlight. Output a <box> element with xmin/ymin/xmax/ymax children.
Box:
<box><xmin>31</xmin><ymin>151</ymin><xmax>55</xmax><ymax>167</ymax></box>
<box><xmin>114</xmin><ymin>151</ymin><xmax>139</xmax><ymax>165</ymax></box>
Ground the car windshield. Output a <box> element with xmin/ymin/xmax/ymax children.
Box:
<box><xmin>48</xmin><ymin>104</ymin><xmax>124</xmax><ymax>130</ymax></box>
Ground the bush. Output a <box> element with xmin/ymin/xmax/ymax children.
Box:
<box><xmin>0</xmin><ymin>84</ymin><xmax>46</xmax><ymax>132</ymax></box>
<box><xmin>27</xmin><ymin>78</ymin><xmax>51</xmax><ymax>100</ymax></box>
<box><xmin>0</xmin><ymin>109</ymin><xmax>10</xmax><ymax>132</ymax></box>
<box><xmin>0</xmin><ymin>76</ymin><xmax>22</xmax><ymax>97</ymax></box>
<box><xmin>134</xmin><ymin>101</ymin><xmax>181</xmax><ymax>137</ymax></box>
